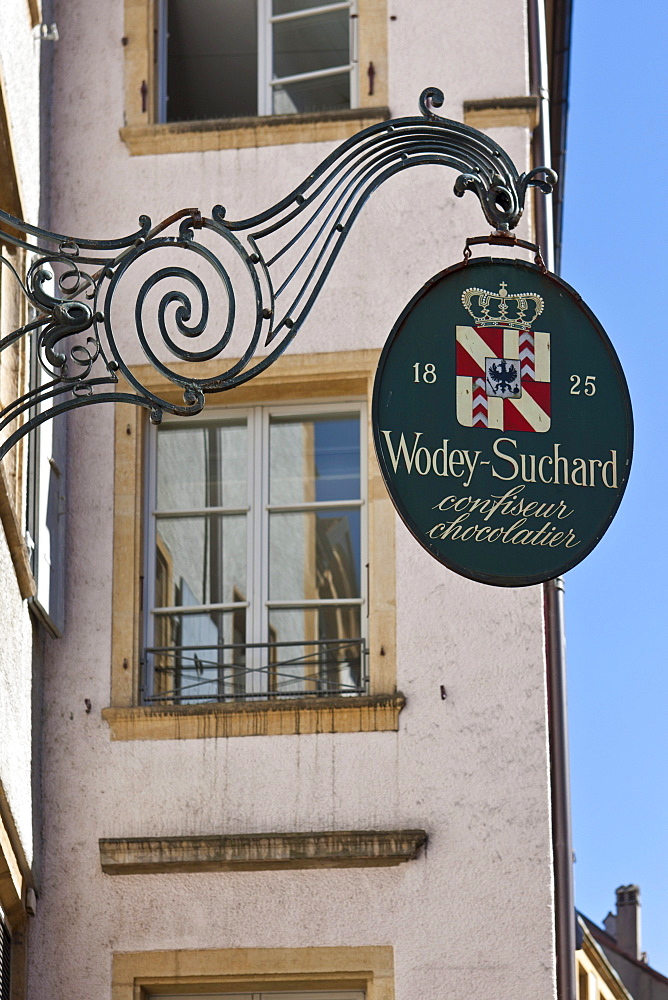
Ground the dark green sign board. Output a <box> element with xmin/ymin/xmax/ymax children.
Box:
<box><xmin>372</xmin><ymin>258</ymin><xmax>633</xmax><ymax>586</ymax></box>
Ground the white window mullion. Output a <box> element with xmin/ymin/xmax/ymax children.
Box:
<box><xmin>349</xmin><ymin>0</ymin><xmax>359</xmax><ymax>107</ymax></box>
<box><xmin>360</xmin><ymin>398</ymin><xmax>368</xmax><ymax>622</ymax></box>
<box><xmin>156</xmin><ymin>0</ymin><xmax>169</xmax><ymax>122</ymax></box>
<box><xmin>249</xmin><ymin>406</ymin><xmax>267</xmax><ymax>693</ymax></box>
<box><xmin>270</xmin><ymin>2</ymin><xmax>352</xmax><ymax>23</ymax></box>
<box><xmin>270</xmin><ymin>64</ymin><xmax>353</xmax><ymax>87</ymax></box>
<box><xmin>143</xmin><ymin>420</ymin><xmax>160</xmax><ymax>700</ymax></box>
<box><xmin>258</xmin><ymin>0</ymin><xmax>273</xmax><ymax>116</ymax></box>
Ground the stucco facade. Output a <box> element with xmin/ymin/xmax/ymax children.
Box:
<box><xmin>1</xmin><ymin>1</ymin><xmax>567</xmax><ymax>998</ymax></box>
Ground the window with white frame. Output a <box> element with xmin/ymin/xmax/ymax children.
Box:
<box><xmin>144</xmin><ymin>402</ymin><xmax>367</xmax><ymax>705</ymax></box>
<box><xmin>157</xmin><ymin>0</ymin><xmax>358</xmax><ymax>122</ymax></box>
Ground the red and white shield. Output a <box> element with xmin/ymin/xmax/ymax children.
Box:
<box><xmin>456</xmin><ymin>325</ymin><xmax>551</xmax><ymax>432</ymax></box>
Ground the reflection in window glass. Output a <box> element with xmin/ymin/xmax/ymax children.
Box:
<box><xmin>156</xmin><ymin>514</ymin><xmax>247</xmax><ymax>607</ymax></box>
<box><xmin>269</xmin><ymin>414</ymin><xmax>360</xmax><ymax>504</ymax></box>
<box><xmin>156</xmin><ymin>421</ymin><xmax>247</xmax><ymax>510</ymax></box>
<box><xmin>273</xmin><ymin>0</ymin><xmax>339</xmax><ymax>14</ymax></box>
<box><xmin>273</xmin><ymin>73</ymin><xmax>350</xmax><ymax>115</ymax></box>
<box><xmin>151</xmin><ymin>607</ymin><xmax>247</xmax><ymax>703</ymax></box>
<box><xmin>269</xmin><ymin>509</ymin><xmax>360</xmax><ymax>601</ymax></box>
<box><xmin>268</xmin><ymin>606</ymin><xmax>363</xmax><ymax>694</ymax></box>
<box><xmin>273</xmin><ymin>10</ymin><xmax>349</xmax><ymax>77</ymax></box>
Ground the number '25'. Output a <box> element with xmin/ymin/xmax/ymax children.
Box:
<box><xmin>570</xmin><ymin>375</ymin><xmax>596</xmax><ymax>396</ymax></box>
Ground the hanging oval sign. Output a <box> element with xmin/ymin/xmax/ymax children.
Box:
<box><xmin>372</xmin><ymin>257</ymin><xmax>633</xmax><ymax>586</ymax></box>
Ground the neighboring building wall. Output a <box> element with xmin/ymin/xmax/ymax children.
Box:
<box><xmin>577</xmin><ymin>920</ymin><xmax>633</xmax><ymax>1000</ymax></box>
<box><xmin>583</xmin><ymin>895</ymin><xmax>668</xmax><ymax>1000</ymax></box>
<box><xmin>27</xmin><ymin>2</ymin><xmax>555</xmax><ymax>999</ymax></box>
<box><xmin>0</xmin><ymin>1</ymin><xmax>46</xmax><ymax>996</ymax></box>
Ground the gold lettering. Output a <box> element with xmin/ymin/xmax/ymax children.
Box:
<box><xmin>491</xmin><ymin>437</ymin><xmax>519</xmax><ymax>481</ymax></box>
<box><xmin>432</xmin><ymin>496</ymin><xmax>457</xmax><ymax>511</ymax></box>
<box><xmin>381</xmin><ymin>430</ymin><xmax>422</xmax><ymax>473</ymax></box>
<box><xmin>502</xmin><ymin>517</ymin><xmax>528</xmax><ymax>542</ymax></box>
<box><xmin>511</xmin><ymin>529</ymin><xmax>535</xmax><ymax>544</ymax></box>
<box><xmin>538</xmin><ymin>454</ymin><xmax>553</xmax><ymax>483</ymax></box>
<box><xmin>588</xmin><ymin>458</ymin><xmax>603</xmax><ymax>486</ymax></box>
<box><xmin>530</xmin><ymin>522</ymin><xmax>553</xmax><ymax>545</ymax></box>
<box><xmin>448</xmin><ymin>449</ymin><xmax>466</xmax><ymax>478</ymax></box>
<box><xmin>601</xmin><ymin>451</ymin><xmax>618</xmax><ymax>489</ymax></box>
<box><xmin>432</xmin><ymin>441</ymin><xmax>448</xmax><ymax>477</ymax></box>
<box><xmin>520</xmin><ymin>453</ymin><xmax>537</xmax><ymax>483</ymax></box>
<box><xmin>415</xmin><ymin>446</ymin><xmax>432</xmax><ymax>475</ymax></box>
<box><xmin>553</xmin><ymin>444</ymin><xmax>569</xmax><ymax>485</ymax></box>
<box><xmin>571</xmin><ymin>457</ymin><xmax>588</xmax><ymax>487</ymax></box>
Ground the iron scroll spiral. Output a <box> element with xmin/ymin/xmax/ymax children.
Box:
<box><xmin>0</xmin><ymin>88</ymin><xmax>557</xmax><ymax>459</ymax></box>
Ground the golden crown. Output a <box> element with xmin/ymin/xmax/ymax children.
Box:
<box><xmin>461</xmin><ymin>281</ymin><xmax>544</xmax><ymax>329</ymax></box>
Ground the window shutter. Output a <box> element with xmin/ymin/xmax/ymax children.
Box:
<box><xmin>25</xmin><ymin>334</ymin><xmax>67</xmax><ymax>637</ymax></box>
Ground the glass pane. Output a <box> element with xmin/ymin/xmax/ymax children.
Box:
<box><xmin>148</xmin><ymin>608</ymin><xmax>247</xmax><ymax>703</ymax></box>
<box><xmin>273</xmin><ymin>69</ymin><xmax>350</xmax><ymax>114</ymax></box>
<box><xmin>273</xmin><ymin>8</ymin><xmax>349</xmax><ymax>80</ymax></box>
<box><xmin>156</xmin><ymin>420</ymin><xmax>247</xmax><ymax>510</ymax></box>
<box><xmin>268</xmin><ymin>605</ymin><xmax>363</xmax><ymax>694</ymax></box>
<box><xmin>166</xmin><ymin>0</ymin><xmax>258</xmax><ymax>121</ymax></box>
<box><xmin>269</xmin><ymin>413</ymin><xmax>359</xmax><ymax>504</ymax></box>
<box><xmin>269</xmin><ymin>509</ymin><xmax>360</xmax><ymax>600</ymax></box>
<box><xmin>156</xmin><ymin>514</ymin><xmax>246</xmax><ymax>607</ymax></box>
<box><xmin>274</xmin><ymin>0</ymin><xmax>343</xmax><ymax>14</ymax></box>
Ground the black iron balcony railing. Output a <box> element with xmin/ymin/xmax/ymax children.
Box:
<box><xmin>142</xmin><ymin>637</ymin><xmax>369</xmax><ymax>705</ymax></box>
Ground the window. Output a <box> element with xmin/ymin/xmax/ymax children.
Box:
<box><xmin>144</xmin><ymin>402</ymin><xmax>367</xmax><ymax>705</ymax></box>
<box><xmin>157</xmin><ymin>0</ymin><xmax>358</xmax><ymax>122</ymax></box>
<box><xmin>107</xmin><ymin>351</ymin><xmax>401</xmax><ymax>740</ymax></box>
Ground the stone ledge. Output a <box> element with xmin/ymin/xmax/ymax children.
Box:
<box><xmin>463</xmin><ymin>95</ymin><xmax>540</xmax><ymax>130</ymax></box>
<box><xmin>120</xmin><ymin>106</ymin><xmax>391</xmax><ymax>155</ymax></box>
<box><xmin>102</xmin><ymin>693</ymin><xmax>405</xmax><ymax>741</ymax></box>
<box><xmin>100</xmin><ymin>829</ymin><xmax>427</xmax><ymax>874</ymax></box>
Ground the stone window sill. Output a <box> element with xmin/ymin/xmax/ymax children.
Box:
<box><xmin>102</xmin><ymin>693</ymin><xmax>405</xmax><ymax>741</ymax></box>
<box><xmin>100</xmin><ymin>828</ymin><xmax>427</xmax><ymax>874</ymax></box>
<box><xmin>463</xmin><ymin>95</ymin><xmax>540</xmax><ymax>130</ymax></box>
<box><xmin>120</xmin><ymin>106</ymin><xmax>391</xmax><ymax>156</ymax></box>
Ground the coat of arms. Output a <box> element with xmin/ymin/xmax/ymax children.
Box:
<box><xmin>456</xmin><ymin>281</ymin><xmax>551</xmax><ymax>432</ymax></box>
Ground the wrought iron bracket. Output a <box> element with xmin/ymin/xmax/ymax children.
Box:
<box><xmin>0</xmin><ymin>87</ymin><xmax>556</xmax><ymax>461</ymax></box>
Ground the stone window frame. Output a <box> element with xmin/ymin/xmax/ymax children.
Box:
<box><xmin>121</xmin><ymin>0</ymin><xmax>389</xmax><ymax>156</ymax></box>
<box><xmin>112</xmin><ymin>946</ymin><xmax>394</xmax><ymax>1000</ymax></box>
<box><xmin>0</xmin><ymin>73</ymin><xmax>35</xmax><ymax>602</ymax></box>
<box><xmin>104</xmin><ymin>348</ymin><xmax>401</xmax><ymax>741</ymax></box>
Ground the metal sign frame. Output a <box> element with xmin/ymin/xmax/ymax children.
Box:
<box><xmin>0</xmin><ymin>88</ymin><xmax>556</xmax><ymax>462</ymax></box>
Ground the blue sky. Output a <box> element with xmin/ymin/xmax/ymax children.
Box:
<box><xmin>560</xmin><ymin>0</ymin><xmax>668</xmax><ymax>973</ymax></box>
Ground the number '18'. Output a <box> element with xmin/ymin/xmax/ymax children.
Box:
<box><xmin>413</xmin><ymin>363</ymin><xmax>437</xmax><ymax>383</ymax></box>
